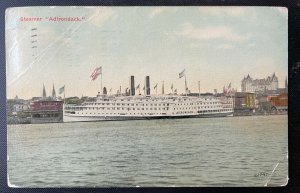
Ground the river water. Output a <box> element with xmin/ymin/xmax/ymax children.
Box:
<box><xmin>7</xmin><ymin>115</ymin><xmax>288</xmax><ymax>187</ymax></box>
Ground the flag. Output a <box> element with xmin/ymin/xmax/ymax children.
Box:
<box><xmin>228</xmin><ymin>82</ymin><xmax>231</xmax><ymax>90</ymax></box>
<box><xmin>90</xmin><ymin>66</ymin><xmax>102</xmax><ymax>81</ymax></box>
<box><xmin>136</xmin><ymin>84</ymin><xmax>140</xmax><ymax>90</ymax></box>
<box><xmin>59</xmin><ymin>85</ymin><xmax>65</xmax><ymax>94</ymax></box>
<box><xmin>179</xmin><ymin>69</ymin><xmax>185</xmax><ymax>79</ymax></box>
<box><xmin>143</xmin><ymin>86</ymin><xmax>145</xmax><ymax>90</ymax></box>
<box><xmin>154</xmin><ymin>83</ymin><xmax>158</xmax><ymax>89</ymax></box>
<box><xmin>223</xmin><ymin>85</ymin><xmax>226</xmax><ymax>94</ymax></box>
<box><xmin>227</xmin><ymin>83</ymin><xmax>232</xmax><ymax>93</ymax></box>
<box><xmin>171</xmin><ymin>84</ymin><xmax>173</xmax><ymax>90</ymax></box>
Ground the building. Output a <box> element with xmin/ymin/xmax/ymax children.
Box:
<box><xmin>30</xmin><ymin>100</ymin><xmax>63</xmax><ymax>123</ymax></box>
<box><xmin>13</xmin><ymin>104</ymin><xmax>30</xmax><ymax>114</ymax></box>
<box><xmin>234</xmin><ymin>92</ymin><xmax>256</xmax><ymax>109</ymax></box>
<box><xmin>241</xmin><ymin>73</ymin><xmax>278</xmax><ymax>93</ymax></box>
<box><xmin>267</xmin><ymin>93</ymin><xmax>288</xmax><ymax>111</ymax></box>
<box><xmin>233</xmin><ymin>92</ymin><xmax>256</xmax><ymax>115</ymax></box>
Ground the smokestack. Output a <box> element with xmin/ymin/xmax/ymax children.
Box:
<box><xmin>145</xmin><ymin>76</ymin><xmax>150</xmax><ymax>95</ymax></box>
<box><xmin>129</xmin><ymin>76</ymin><xmax>135</xmax><ymax>96</ymax></box>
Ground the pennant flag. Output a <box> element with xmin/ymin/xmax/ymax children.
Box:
<box><xmin>59</xmin><ymin>85</ymin><xmax>65</xmax><ymax>94</ymax></box>
<box><xmin>90</xmin><ymin>66</ymin><xmax>102</xmax><ymax>81</ymax></box>
<box><xmin>143</xmin><ymin>86</ymin><xmax>145</xmax><ymax>90</ymax></box>
<box><xmin>179</xmin><ymin>69</ymin><xmax>185</xmax><ymax>79</ymax></box>
<box><xmin>223</xmin><ymin>85</ymin><xmax>227</xmax><ymax>94</ymax></box>
<box><xmin>154</xmin><ymin>83</ymin><xmax>158</xmax><ymax>89</ymax></box>
<box><xmin>136</xmin><ymin>84</ymin><xmax>140</xmax><ymax>90</ymax></box>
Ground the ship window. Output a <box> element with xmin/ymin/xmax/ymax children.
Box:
<box><xmin>154</xmin><ymin>108</ymin><xmax>157</xmax><ymax>110</ymax></box>
<box><xmin>133</xmin><ymin>108</ymin><xmax>135</xmax><ymax>110</ymax></box>
<box><xmin>131</xmin><ymin>104</ymin><xmax>134</xmax><ymax>106</ymax></box>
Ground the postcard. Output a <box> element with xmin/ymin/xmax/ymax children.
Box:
<box><xmin>6</xmin><ymin>6</ymin><xmax>288</xmax><ymax>187</ymax></box>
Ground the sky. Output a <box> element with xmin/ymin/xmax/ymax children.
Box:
<box><xmin>6</xmin><ymin>6</ymin><xmax>288</xmax><ymax>99</ymax></box>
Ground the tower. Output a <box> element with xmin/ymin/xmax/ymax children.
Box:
<box><xmin>52</xmin><ymin>84</ymin><xmax>56</xmax><ymax>99</ymax></box>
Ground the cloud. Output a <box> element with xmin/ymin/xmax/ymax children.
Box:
<box><xmin>199</xmin><ymin>7</ymin><xmax>246</xmax><ymax>17</ymax></box>
<box><xmin>177</xmin><ymin>23</ymin><xmax>250</xmax><ymax>42</ymax></box>
<box><xmin>87</xmin><ymin>7</ymin><xmax>117</xmax><ymax>27</ymax></box>
<box><xmin>216</xmin><ymin>44</ymin><xmax>235</xmax><ymax>50</ymax></box>
<box><xmin>149</xmin><ymin>7</ymin><xmax>167</xmax><ymax>18</ymax></box>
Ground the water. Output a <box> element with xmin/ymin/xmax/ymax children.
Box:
<box><xmin>7</xmin><ymin>115</ymin><xmax>288</xmax><ymax>187</ymax></box>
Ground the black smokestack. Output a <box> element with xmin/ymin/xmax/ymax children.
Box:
<box><xmin>130</xmin><ymin>76</ymin><xmax>135</xmax><ymax>96</ymax></box>
<box><xmin>145</xmin><ymin>76</ymin><xmax>150</xmax><ymax>95</ymax></box>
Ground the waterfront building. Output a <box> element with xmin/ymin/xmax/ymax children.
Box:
<box><xmin>13</xmin><ymin>104</ymin><xmax>30</xmax><ymax>114</ymax></box>
<box><xmin>241</xmin><ymin>73</ymin><xmax>278</xmax><ymax>93</ymax></box>
<box><xmin>234</xmin><ymin>92</ymin><xmax>256</xmax><ymax>109</ymax></box>
<box><xmin>267</xmin><ymin>93</ymin><xmax>288</xmax><ymax>111</ymax></box>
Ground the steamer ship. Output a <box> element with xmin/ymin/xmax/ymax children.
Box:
<box><xmin>63</xmin><ymin>71</ymin><xmax>234</xmax><ymax>122</ymax></box>
<box><xmin>63</xmin><ymin>94</ymin><xmax>233</xmax><ymax>122</ymax></box>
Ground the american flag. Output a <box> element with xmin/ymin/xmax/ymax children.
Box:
<box><xmin>90</xmin><ymin>66</ymin><xmax>102</xmax><ymax>81</ymax></box>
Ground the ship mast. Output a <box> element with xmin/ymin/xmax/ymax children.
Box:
<box><xmin>100</xmin><ymin>71</ymin><xmax>103</xmax><ymax>95</ymax></box>
<box><xmin>198</xmin><ymin>81</ymin><xmax>200</xmax><ymax>97</ymax></box>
